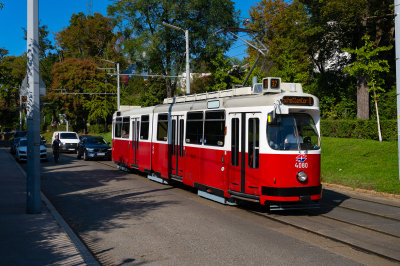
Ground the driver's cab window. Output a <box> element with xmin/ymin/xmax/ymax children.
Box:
<box><xmin>267</xmin><ymin>114</ymin><xmax>320</xmax><ymax>151</ymax></box>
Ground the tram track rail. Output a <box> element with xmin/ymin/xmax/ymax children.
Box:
<box><xmin>246</xmin><ymin>209</ymin><xmax>400</xmax><ymax>264</ymax></box>
<box><xmin>323</xmin><ymin>191</ymin><xmax>400</xmax><ymax>209</ymax></box>
<box><xmin>319</xmin><ymin>201</ymin><xmax>400</xmax><ymax>223</ymax></box>
<box><xmin>300</xmin><ymin>209</ymin><xmax>400</xmax><ymax>240</ymax></box>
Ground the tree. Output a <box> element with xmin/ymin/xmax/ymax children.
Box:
<box><xmin>107</xmin><ymin>0</ymin><xmax>240</xmax><ymax>97</ymax></box>
<box><xmin>48</xmin><ymin>58</ymin><xmax>115</xmax><ymax>133</ymax></box>
<box><xmin>0</xmin><ymin>50</ymin><xmax>27</xmax><ymax>130</ymax></box>
<box><xmin>343</xmin><ymin>35</ymin><xmax>391</xmax><ymax>141</ymax></box>
<box><xmin>247</xmin><ymin>0</ymin><xmax>311</xmax><ymax>85</ymax></box>
<box><xmin>54</xmin><ymin>12</ymin><xmax>123</xmax><ymax>63</ymax></box>
<box><xmin>298</xmin><ymin>0</ymin><xmax>395</xmax><ymax>119</ymax></box>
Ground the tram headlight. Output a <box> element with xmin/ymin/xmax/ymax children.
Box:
<box><xmin>297</xmin><ymin>171</ymin><xmax>308</xmax><ymax>183</ymax></box>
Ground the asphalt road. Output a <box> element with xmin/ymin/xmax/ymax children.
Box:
<box><xmin>13</xmin><ymin>146</ymin><xmax>400</xmax><ymax>266</ymax></box>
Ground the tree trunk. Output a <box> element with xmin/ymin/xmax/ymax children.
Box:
<box><xmin>357</xmin><ymin>72</ymin><xmax>369</xmax><ymax>120</ymax></box>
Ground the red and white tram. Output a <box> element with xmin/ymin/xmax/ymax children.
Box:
<box><xmin>112</xmin><ymin>77</ymin><xmax>322</xmax><ymax>210</ymax></box>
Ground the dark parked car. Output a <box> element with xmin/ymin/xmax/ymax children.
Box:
<box><xmin>10</xmin><ymin>137</ymin><xmax>21</xmax><ymax>154</ymax></box>
<box><xmin>14</xmin><ymin>131</ymin><xmax>27</xmax><ymax>138</ymax></box>
<box><xmin>76</xmin><ymin>137</ymin><xmax>111</xmax><ymax>161</ymax></box>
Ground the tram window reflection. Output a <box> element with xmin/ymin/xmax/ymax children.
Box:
<box><xmin>140</xmin><ymin>115</ymin><xmax>149</xmax><ymax>140</ymax></box>
<box><xmin>122</xmin><ymin>117</ymin><xmax>130</xmax><ymax>138</ymax></box>
<box><xmin>248</xmin><ymin>118</ymin><xmax>259</xmax><ymax>168</ymax></box>
<box><xmin>186</xmin><ymin>112</ymin><xmax>203</xmax><ymax>144</ymax></box>
<box><xmin>267</xmin><ymin>114</ymin><xmax>320</xmax><ymax>151</ymax></box>
<box><xmin>157</xmin><ymin>113</ymin><xmax>168</xmax><ymax>141</ymax></box>
<box><xmin>204</xmin><ymin>111</ymin><xmax>225</xmax><ymax>146</ymax></box>
<box><xmin>115</xmin><ymin>117</ymin><xmax>122</xmax><ymax>138</ymax></box>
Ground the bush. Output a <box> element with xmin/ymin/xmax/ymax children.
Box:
<box><xmin>321</xmin><ymin>120</ymin><xmax>397</xmax><ymax>141</ymax></box>
<box><xmin>108</xmin><ymin>124</ymin><xmax>112</xmax><ymax>132</ymax></box>
<box><xmin>88</xmin><ymin>124</ymin><xmax>105</xmax><ymax>134</ymax></box>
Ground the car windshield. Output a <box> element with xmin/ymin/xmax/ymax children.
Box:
<box><xmin>60</xmin><ymin>133</ymin><xmax>78</xmax><ymax>139</ymax></box>
<box><xmin>16</xmin><ymin>131</ymin><xmax>27</xmax><ymax>137</ymax></box>
<box><xmin>19</xmin><ymin>140</ymin><xmax>27</xmax><ymax>146</ymax></box>
<box><xmin>267</xmin><ymin>114</ymin><xmax>320</xmax><ymax>151</ymax></box>
<box><xmin>87</xmin><ymin>138</ymin><xmax>107</xmax><ymax>145</ymax></box>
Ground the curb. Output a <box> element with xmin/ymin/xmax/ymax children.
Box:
<box><xmin>4</xmin><ymin>147</ymin><xmax>100</xmax><ymax>266</ymax></box>
<box><xmin>322</xmin><ymin>182</ymin><xmax>400</xmax><ymax>200</ymax></box>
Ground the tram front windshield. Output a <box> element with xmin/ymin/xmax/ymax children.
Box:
<box><xmin>267</xmin><ymin>114</ymin><xmax>320</xmax><ymax>150</ymax></box>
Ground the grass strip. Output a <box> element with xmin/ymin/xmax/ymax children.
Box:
<box><xmin>321</xmin><ymin>137</ymin><xmax>400</xmax><ymax>195</ymax></box>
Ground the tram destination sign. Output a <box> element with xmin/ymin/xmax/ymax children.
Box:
<box><xmin>282</xmin><ymin>96</ymin><xmax>314</xmax><ymax>106</ymax></box>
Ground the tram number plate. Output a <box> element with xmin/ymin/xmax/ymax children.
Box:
<box><xmin>97</xmin><ymin>153</ymin><xmax>105</xmax><ymax>156</ymax></box>
<box><xmin>295</xmin><ymin>162</ymin><xmax>308</xmax><ymax>168</ymax></box>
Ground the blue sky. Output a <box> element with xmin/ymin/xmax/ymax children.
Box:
<box><xmin>0</xmin><ymin>0</ymin><xmax>256</xmax><ymax>60</ymax></box>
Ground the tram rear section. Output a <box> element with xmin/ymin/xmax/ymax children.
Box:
<box><xmin>111</xmin><ymin>77</ymin><xmax>322</xmax><ymax>210</ymax></box>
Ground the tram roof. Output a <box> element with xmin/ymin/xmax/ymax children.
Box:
<box><xmin>114</xmin><ymin>89</ymin><xmax>319</xmax><ymax>118</ymax></box>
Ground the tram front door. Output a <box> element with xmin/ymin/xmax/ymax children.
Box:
<box><xmin>228</xmin><ymin>112</ymin><xmax>261</xmax><ymax>194</ymax></box>
<box><xmin>170</xmin><ymin>115</ymin><xmax>185</xmax><ymax>181</ymax></box>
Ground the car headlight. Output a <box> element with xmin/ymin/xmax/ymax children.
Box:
<box><xmin>108</xmin><ymin>148</ymin><xmax>112</xmax><ymax>151</ymax></box>
<box><xmin>297</xmin><ymin>171</ymin><xmax>308</xmax><ymax>182</ymax></box>
<box><xmin>86</xmin><ymin>148</ymin><xmax>94</xmax><ymax>151</ymax></box>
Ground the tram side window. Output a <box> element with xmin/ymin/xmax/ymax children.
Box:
<box><xmin>122</xmin><ymin>117</ymin><xmax>130</xmax><ymax>138</ymax></box>
<box><xmin>204</xmin><ymin>111</ymin><xmax>225</xmax><ymax>146</ymax></box>
<box><xmin>231</xmin><ymin>118</ymin><xmax>239</xmax><ymax>166</ymax></box>
<box><xmin>157</xmin><ymin>114</ymin><xmax>168</xmax><ymax>141</ymax></box>
<box><xmin>186</xmin><ymin>112</ymin><xmax>203</xmax><ymax>144</ymax></box>
<box><xmin>115</xmin><ymin>117</ymin><xmax>122</xmax><ymax>138</ymax></box>
<box><xmin>140</xmin><ymin>115</ymin><xmax>149</xmax><ymax>140</ymax></box>
<box><xmin>248</xmin><ymin>118</ymin><xmax>259</xmax><ymax>169</ymax></box>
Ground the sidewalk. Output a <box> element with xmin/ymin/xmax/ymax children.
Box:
<box><xmin>0</xmin><ymin>147</ymin><xmax>98</xmax><ymax>266</ymax></box>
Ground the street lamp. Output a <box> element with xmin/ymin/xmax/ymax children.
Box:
<box><xmin>162</xmin><ymin>22</ymin><xmax>190</xmax><ymax>94</ymax></box>
<box><xmin>100</xmin><ymin>59</ymin><xmax>120</xmax><ymax>110</ymax></box>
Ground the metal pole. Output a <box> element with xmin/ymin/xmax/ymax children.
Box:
<box><xmin>185</xmin><ymin>30</ymin><xmax>190</xmax><ymax>94</ymax></box>
<box><xmin>242</xmin><ymin>53</ymin><xmax>261</xmax><ymax>87</ymax></box>
<box><xmin>396</xmin><ymin>0</ymin><xmax>400</xmax><ymax>181</ymax></box>
<box><xmin>19</xmin><ymin>86</ymin><xmax>22</xmax><ymax>131</ymax></box>
<box><xmin>116</xmin><ymin>63</ymin><xmax>120</xmax><ymax>111</ymax></box>
<box><xmin>26</xmin><ymin>0</ymin><xmax>41</xmax><ymax>214</ymax></box>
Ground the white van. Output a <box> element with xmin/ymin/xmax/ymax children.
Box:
<box><xmin>52</xmin><ymin>131</ymin><xmax>80</xmax><ymax>152</ymax></box>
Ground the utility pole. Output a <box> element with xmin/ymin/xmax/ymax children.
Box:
<box><xmin>19</xmin><ymin>86</ymin><xmax>22</xmax><ymax>131</ymax></box>
<box><xmin>26</xmin><ymin>0</ymin><xmax>41</xmax><ymax>214</ymax></box>
<box><xmin>396</xmin><ymin>0</ymin><xmax>400</xmax><ymax>181</ymax></box>
<box><xmin>162</xmin><ymin>22</ymin><xmax>190</xmax><ymax>94</ymax></box>
<box><xmin>100</xmin><ymin>59</ymin><xmax>120</xmax><ymax>110</ymax></box>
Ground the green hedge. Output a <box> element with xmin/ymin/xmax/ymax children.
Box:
<box><xmin>87</xmin><ymin>124</ymin><xmax>106</xmax><ymax>134</ymax></box>
<box><xmin>321</xmin><ymin>120</ymin><xmax>397</xmax><ymax>141</ymax></box>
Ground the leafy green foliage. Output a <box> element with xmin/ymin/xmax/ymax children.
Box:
<box><xmin>135</xmin><ymin>78</ymin><xmax>167</xmax><ymax>107</ymax></box>
<box><xmin>343</xmin><ymin>35</ymin><xmax>392</xmax><ymax>94</ymax></box>
<box><xmin>48</xmin><ymin>58</ymin><xmax>115</xmax><ymax>126</ymax></box>
<box><xmin>54</xmin><ymin>12</ymin><xmax>122</xmax><ymax>63</ymax></box>
<box><xmin>107</xmin><ymin>0</ymin><xmax>240</xmax><ymax>97</ymax></box>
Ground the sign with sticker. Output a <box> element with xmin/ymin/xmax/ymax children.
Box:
<box><xmin>295</xmin><ymin>154</ymin><xmax>308</xmax><ymax>168</ymax></box>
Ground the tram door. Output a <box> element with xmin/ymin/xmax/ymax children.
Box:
<box><xmin>228</xmin><ymin>113</ymin><xmax>261</xmax><ymax>194</ymax></box>
<box><xmin>130</xmin><ymin>117</ymin><xmax>140</xmax><ymax>168</ymax></box>
<box><xmin>170</xmin><ymin>115</ymin><xmax>185</xmax><ymax>179</ymax></box>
